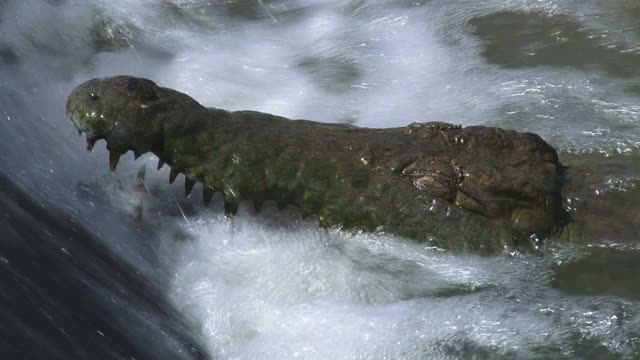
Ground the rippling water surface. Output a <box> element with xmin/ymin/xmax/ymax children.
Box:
<box><xmin>1</xmin><ymin>0</ymin><xmax>639</xmax><ymax>359</ymax></box>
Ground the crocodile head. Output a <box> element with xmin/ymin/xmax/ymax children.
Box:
<box><xmin>66</xmin><ymin>76</ymin><xmax>203</xmax><ymax>165</ymax></box>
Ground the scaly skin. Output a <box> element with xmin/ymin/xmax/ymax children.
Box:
<box><xmin>556</xmin><ymin>153</ymin><xmax>640</xmax><ymax>244</ymax></box>
<box><xmin>66</xmin><ymin>76</ymin><xmax>568</xmax><ymax>252</ymax></box>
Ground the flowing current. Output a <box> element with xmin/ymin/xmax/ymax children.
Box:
<box><xmin>1</xmin><ymin>0</ymin><xmax>639</xmax><ymax>359</ymax></box>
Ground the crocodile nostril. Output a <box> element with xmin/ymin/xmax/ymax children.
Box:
<box><xmin>90</xmin><ymin>92</ymin><xmax>100</xmax><ymax>101</ymax></box>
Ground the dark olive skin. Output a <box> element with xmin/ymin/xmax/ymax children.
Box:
<box><xmin>66</xmin><ymin>76</ymin><xmax>569</xmax><ymax>252</ymax></box>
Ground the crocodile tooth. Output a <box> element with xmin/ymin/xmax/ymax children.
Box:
<box><xmin>86</xmin><ymin>138</ymin><xmax>96</xmax><ymax>151</ymax></box>
<box><xmin>109</xmin><ymin>151</ymin><xmax>120</xmax><ymax>172</ymax></box>
<box><xmin>253</xmin><ymin>200</ymin><xmax>263</xmax><ymax>213</ymax></box>
<box><xmin>157</xmin><ymin>159</ymin><xmax>165</xmax><ymax>170</ymax></box>
<box><xmin>202</xmin><ymin>187</ymin><xmax>214</xmax><ymax>207</ymax></box>
<box><xmin>169</xmin><ymin>169</ymin><xmax>179</xmax><ymax>184</ymax></box>
<box><xmin>184</xmin><ymin>178</ymin><xmax>195</xmax><ymax>196</ymax></box>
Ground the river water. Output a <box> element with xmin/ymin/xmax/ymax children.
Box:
<box><xmin>1</xmin><ymin>0</ymin><xmax>639</xmax><ymax>359</ymax></box>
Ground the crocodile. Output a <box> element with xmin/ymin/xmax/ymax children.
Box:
<box><xmin>64</xmin><ymin>76</ymin><xmax>638</xmax><ymax>252</ymax></box>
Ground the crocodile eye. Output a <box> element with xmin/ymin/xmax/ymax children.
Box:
<box><xmin>90</xmin><ymin>92</ymin><xmax>100</xmax><ymax>101</ymax></box>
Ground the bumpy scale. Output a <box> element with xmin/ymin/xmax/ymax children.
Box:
<box><xmin>66</xmin><ymin>76</ymin><xmax>567</xmax><ymax>252</ymax></box>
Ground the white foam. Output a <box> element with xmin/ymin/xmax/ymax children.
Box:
<box><xmin>158</xmin><ymin>212</ymin><xmax>638</xmax><ymax>359</ymax></box>
<box><xmin>161</xmin><ymin>214</ymin><xmax>490</xmax><ymax>358</ymax></box>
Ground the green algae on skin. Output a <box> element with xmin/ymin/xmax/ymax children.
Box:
<box><xmin>66</xmin><ymin>76</ymin><xmax>567</xmax><ymax>253</ymax></box>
